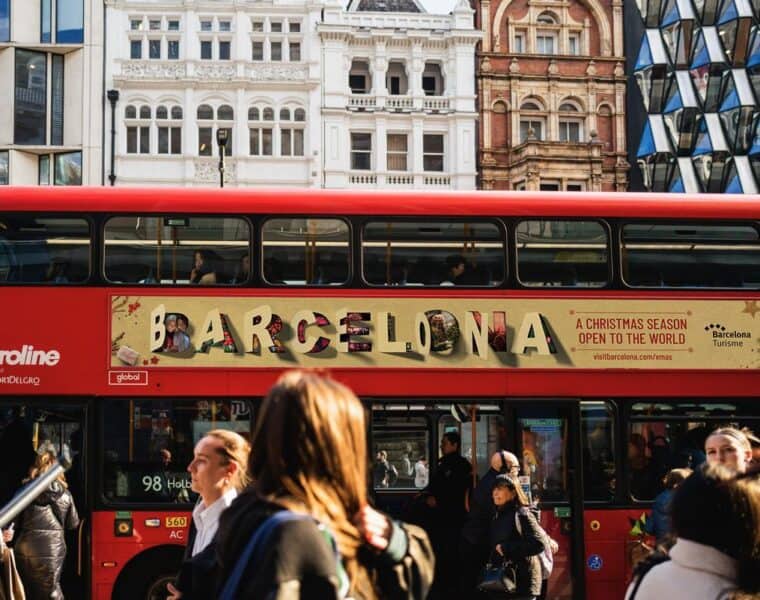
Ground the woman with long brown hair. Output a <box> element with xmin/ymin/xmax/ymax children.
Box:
<box><xmin>214</xmin><ymin>370</ymin><xmax>434</xmax><ymax>599</ymax></box>
<box><xmin>14</xmin><ymin>449</ymin><xmax>79</xmax><ymax>600</ymax></box>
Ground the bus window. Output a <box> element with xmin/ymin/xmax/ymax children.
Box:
<box><xmin>0</xmin><ymin>216</ymin><xmax>90</xmax><ymax>283</ymax></box>
<box><xmin>581</xmin><ymin>401</ymin><xmax>616</xmax><ymax>501</ymax></box>
<box><xmin>622</xmin><ymin>222</ymin><xmax>760</xmax><ymax>288</ymax></box>
<box><xmin>100</xmin><ymin>399</ymin><xmax>252</xmax><ymax>504</ymax></box>
<box><xmin>515</xmin><ymin>220</ymin><xmax>609</xmax><ymax>288</ymax></box>
<box><xmin>104</xmin><ymin>216</ymin><xmax>250</xmax><ymax>285</ymax></box>
<box><xmin>516</xmin><ymin>409</ymin><xmax>569</xmax><ymax>502</ymax></box>
<box><xmin>438</xmin><ymin>408</ymin><xmax>504</xmax><ymax>479</ymax></box>
<box><xmin>627</xmin><ymin>401</ymin><xmax>760</xmax><ymax>501</ymax></box>
<box><xmin>261</xmin><ymin>218</ymin><xmax>349</xmax><ymax>285</ymax></box>
<box><xmin>362</xmin><ymin>220</ymin><xmax>505</xmax><ymax>287</ymax></box>
<box><xmin>371</xmin><ymin>415</ymin><xmax>429</xmax><ymax>490</ymax></box>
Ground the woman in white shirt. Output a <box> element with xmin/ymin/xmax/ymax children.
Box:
<box><xmin>168</xmin><ymin>429</ymin><xmax>251</xmax><ymax>600</ymax></box>
<box><xmin>414</xmin><ymin>456</ymin><xmax>429</xmax><ymax>488</ymax></box>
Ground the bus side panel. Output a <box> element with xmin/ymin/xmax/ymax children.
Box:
<box><xmin>91</xmin><ymin>510</ymin><xmax>189</xmax><ymax>600</ymax></box>
<box><xmin>584</xmin><ymin>508</ymin><xmax>646</xmax><ymax>600</ymax></box>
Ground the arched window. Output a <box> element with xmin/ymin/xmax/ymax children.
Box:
<box><xmin>263</xmin><ymin>107</ymin><xmax>274</xmax><ymax>121</ymax></box>
<box><xmin>519</xmin><ymin>99</ymin><xmax>546</xmax><ymax>142</ymax></box>
<box><xmin>537</xmin><ymin>11</ymin><xmax>558</xmax><ymax>24</ymax></box>
<box><xmin>197</xmin><ymin>104</ymin><xmax>232</xmax><ymax>157</ymax></box>
<box><xmin>559</xmin><ymin>101</ymin><xmax>584</xmax><ymax>142</ymax></box>
<box><xmin>492</xmin><ymin>101</ymin><xmax>509</xmax><ymax>149</ymax></box>
<box><xmin>280</xmin><ymin>106</ymin><xmax>305</xmax><ymax>157</ymax></box>
<box><xmin>197</xmin><ymin>104</ymin><xmax>213</xmax><ymax>120</ymax></box>
<box><xmin>156</xmin><ymin>105</ymin><xmax>168</xmax><ymax>119</ymax></box>
<box><xmin>171</xmin><ymin>106</ymin><xmax>183</xmax><ymax>119</ymax></box>
<box><xmin>217</xmin><ymin>105</ymin><xmax>234</xmax><ymax>120</ymax></box>
<box><xmin>125</xmin><ymin>105</ymin><xmax>137</xmax><ymax>119</ymax></box>
<box><xmin>139</xmin><ymin>106</ymin><xmax>151</xmax><ymax>119</ymax></box>
<box><xmin>158</xmin><ymin>104</ymin><xmax>182</xmax><ymax>155</ymax></box>
<box><xmin>248</xmin><ymin>107</ymin><xmax>260</xmax><ymax>121</ymax></box>
<box><xmin>294</xmin><ymin>108</ymin><xmax>306</xmax><ymax>122</ymax></box>
<box><xmin>126</xmin><ymin>105</ymin><xmax>150</xmax><ymax>154</ymax></box>
<box><xmin>280</xmin><ymin>108</ymin><xmax>291</xmax><ymax>121</ymax></box>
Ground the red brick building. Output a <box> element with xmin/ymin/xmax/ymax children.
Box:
<box><xmin>475</xmin><ymin>0</ymin><xmax>629</xmax><ymax>190</ymax></box>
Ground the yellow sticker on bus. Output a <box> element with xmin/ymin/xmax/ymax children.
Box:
<box><xmin>165</xmin><ymin>516</ymin><xmax>188</xmax><ymax>528</ymax></box>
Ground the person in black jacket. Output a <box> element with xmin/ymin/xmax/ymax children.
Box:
<box><xmin>14</xmin><ymin>450</ymin><xmax>79</xmax><ymax>600</ymax></box>
<box><xmin>486</xmin><ymin>474</ymin><xmax>544</xmax><ymax>600</ymax></box>
<box><xmin>460</xmin><ymin>450</ymin><xmax>519</xmax><ymax>596</ymax></box>
<box><xmin>214</xmin><ymin>371</ymin><xmax>435</xmax><ymax>599</ymax></box>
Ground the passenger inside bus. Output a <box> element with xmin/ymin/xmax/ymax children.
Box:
<box><xmin>190</xmin><ymin>249</ymin><xmax>221</xmax><ymax>285</ymax></box>
<box><xmin>231</xmin><ymin>254</ymin><xmax>250</xmax><ymax>284</ymax></box>
<box><xmin>45</xmin><ymin>259</ymin><xmax>70</xmax><ymax>283</ymax></box>
<box><xmin>440</xmin><ymin>254</ymin><xmax>466</xmax><ymax>285</ymax></box>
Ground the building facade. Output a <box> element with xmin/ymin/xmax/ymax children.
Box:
<box><xmin>0</xmin><ymin>0</ymin><xmax>102</xmax><ymax>186</ymax></box>
<box><xmin>319</xmin><ymin>0</ymin><xmax>481</xmax><ymax>189</ymax></box>
<box><xmin>628</xmin><ymin>0</ymin><xmax>760</xmax><ymax>192</ymax></box>
<box><xmin>476</xmin><ymin>0</ymin><xmax>628</xmax><ymax>190</ymax></box>
<box><xmin>104</xmin><ymin>0</ymin><xmax>322</xmax><ymax>187</ymax></box>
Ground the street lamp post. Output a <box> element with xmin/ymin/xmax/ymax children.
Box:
<box><xmin>216</xmin><ymin>128</ymin><xmax>229</xmax><ymax>188</ymax></box>
<box><xmin>107</xmin><ymin>89</ymin><xmax>120</xmax><ymax>186</ymax></box>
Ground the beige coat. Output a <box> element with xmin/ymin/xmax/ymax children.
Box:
<box><xmin>625</xmin><ymin>539</ymin><xmax>737</xmax><ymax>600</ymax></box>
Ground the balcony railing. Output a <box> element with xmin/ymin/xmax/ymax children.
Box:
<box><xmin>348</xmin><ymin>94</ymin><xmax>377</xmax><ymax>110</ymax></box>
<box><xmin>347</xmin><ymin>93</ymin><xmax>452</xmax><ymax>113</ymax></box>
<box><xmin>349</xmin><ymin>172</ymin><xmax>452</xmax><ymax>188</ymax></box>
<box><xmin>423</xmin><ymin>97</ymin><xmax>450</xmax><ymax>112</ymax></box>
<box><xmin>386</xmin><ymin>95</ymin><xmax>414</xmax><ymax>110</ymax></box>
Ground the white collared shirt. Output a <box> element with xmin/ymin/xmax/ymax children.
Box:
<box><xmin>191</xmin><ymin>488</ymin><xmax>237</xmax><ymax>556</ymax></box>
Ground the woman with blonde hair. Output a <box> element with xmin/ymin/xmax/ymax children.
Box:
<box><xmin>13</xmin><ymin>450</ymin><xmax>79</xmax><ymax>600</ymax></box>
<box><xmin>705</xmin><ymin>427</ymin><xmax>753</xmax><ymax>473</ymax></box>
<box><xmin>214</xmin><ymin>370</ymin><xmax>434</xmax><ymax>599</ymax></box>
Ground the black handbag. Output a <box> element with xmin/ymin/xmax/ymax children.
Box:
<box><xmin>477</xmin><ymin>557</ymin><xmax>518</xmax><ymax>594</ymax></box>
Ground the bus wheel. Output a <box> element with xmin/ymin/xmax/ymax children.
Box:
<box><xmin>111</xmin><ymin>545</ymin><xmax>184</xmax><ymax>600</ymax></box>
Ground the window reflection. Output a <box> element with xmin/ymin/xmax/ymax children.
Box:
<box><xmin>14</xmin><ymin>50</ymin><xmax>47</xmax><ymax>145</ymax></box>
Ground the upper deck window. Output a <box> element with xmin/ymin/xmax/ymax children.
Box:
<box><xmin>515</xmin><ymin>220</ymin><xmax>609</xmax><ymax>287</ymax></box>
<box><xmin>0</xmin><ymin>216</ymin><xmax>90</xmax><ymax>284</ymax></box>
<box><xmin>362</xmin><ymin>220</ymin><xmax>505</xmax><ymax>287</ymax></box>
<box><xmin>261</xmin><ymin>218</ymin><xmax>350</xmax><ymax>286</ymax></box>
<box><xmin>104</xmin><ymin>216</ymin><xmax>250</xmax><ymax>285</ymax></box>
<box><xmin>622</xmin><ymin>222</ymin><xmax>760</xmax><ymax>288</ymax></box>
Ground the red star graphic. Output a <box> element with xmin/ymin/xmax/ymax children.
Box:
<box><xmin>150</xmin><ymin>356</ymin><xmax>160</xmax><ymax>365</ymax></box>
<box><xmin>742</xmin><ymin>301</ymin><xmax>760</xmax><ymax>318</ymax></box>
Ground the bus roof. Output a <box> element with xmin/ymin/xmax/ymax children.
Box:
<box><xmin>1</xmin><ymin>187</ymin><xmax>759</xmax><ymax>219</ymax></box>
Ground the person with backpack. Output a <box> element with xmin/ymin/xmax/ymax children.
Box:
<box><xmin>213</xmin><ymin>371</ymin><xmax>434</xmax><ymax>599</ymax></box>
<box><xmin>482</xmin><ymin>474</ymin><xmax>545</xmax><ymax>599</ymax></box>
<box><xmin>625</xmin><ymin>464</ymin><xmax>760</xmax><ymax>600</ymax></box>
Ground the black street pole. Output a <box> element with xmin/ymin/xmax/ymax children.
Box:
<box><xmin>216</xmin><ymin>129</ymin><xmax>228</xmax><ymax>188</ymax></box>
<box><xmin>107</xmin><ymin>89</ymin><xmax>119</xmax><ymax>186</ymax></box>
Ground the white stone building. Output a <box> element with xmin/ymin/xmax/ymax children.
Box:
<box><xmin>319</xmin><ymin>0</ymin><xmax>481</xmax><ymax>189</ymax></box>
<box><xmin>104</xmin><ymin>0</ymin><xmax>323</xmax><ymax>187</ymax></box>
<box><xmin>0</xmin><ymin>0</ymin><xmax>102</xmax><ymax>186</ymax></box>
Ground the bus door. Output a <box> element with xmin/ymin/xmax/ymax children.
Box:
<box><xmin>370</xmin><ymin>401</ymin><xmax>586</xmax><ymax>600</ymax></box>
<box><xmin>0</xmin><ymin>400</ymin><xmax>89</xmax><ymax>600</ymax></box>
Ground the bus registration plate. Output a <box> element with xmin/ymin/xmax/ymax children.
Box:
<box><xmin>165</xmin><ymin>516</ymin><xmax>188</xmax><ymax>528</ymax></box>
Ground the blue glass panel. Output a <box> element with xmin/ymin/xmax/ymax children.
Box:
<box><xmin>0</xmin><ymin>0</ymin><xmax>10</xmax><ymax>42</ymax></box>
<box><xmin>670</xmin><ymin>175</ymin><xmax>685</xmax><ymax>192</ymax></box>
<box><xmin>41</xmin><ymin>0</ymin><xmax>51</xmax><ymax>43</ymax></box>
<box><xmin>662</xmin><ymin>1</ymin><xmax>680</xmax><ymax>26</ymax></box>
<box><xmin>725</xmin><ymin>172</ymin><xmax>743</xmax><ymax>192</ymax></box>
<box><xmin>56</xmin><ymin>0</ymin><xmax>83</xmax><ymax>43</ymax></box>
<box><xmin>720</xmin><ymin>88</ymin><xmax>739</xmax><ymax>111</ymax></box>
<box><xmin>635</xmin><ymin>35</ymin><xmax>653</xmax><ymax>71</ymax></box>
<box><xmin>748</xmin><ymin>31</ymin><xmax>760</xmax><ymax>67</ymax></box>
<box><xmin>691</xmin><ymin>34</ymin><xmax>710</xmax><ymax>68</ymax></box>
<box><xmin>718</xmin><ymin>0</ymin><xmax>738</xmax><ymax>24</ymax></box>
<box><xmin>637</xmin><ymin>120</ymin><xmax>656</xmax><ymax>158</ymax></box>
<box><xmin>664</xmin><ymin>89</ymin><xmax>683</xmax><ymax>113</ymax></box>
<box><xmin>692</xmin><ymin>120</ymin><xmax>714</xmax><ymax>155</ymax></box>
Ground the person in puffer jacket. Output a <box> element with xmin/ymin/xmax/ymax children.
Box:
<box><xmin>13</xmin><ymin>450</ymin><xmax>80</xmax><ymax>600</ymax></box>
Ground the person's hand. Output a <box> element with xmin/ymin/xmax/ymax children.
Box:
<box><xmin>354</xmin><ymin>505</ymin><xmax>391</xmax><ymax>551</ymax></box>
<box><xmin>2</xmin><ymin>528</ymin><xmax>13</xmax><ymax>543</ymax></box>
<box><xmin>166</xmin><ymin>582</ymin><xmax>182</xmax><ymax>600</ymax></box>
<box><xmin>425</xmin><ymin>495</ymin><xmax>437</xmax><ymax>508</ymax></box>
<box><xmin>495</xmin><ymin>544</ymin><xmax>504</xmax><ymax>556</ymax></box>
<box><xmin>548</xmin><ymin>538</ymin><xmax>559</xmax><ymax>554</ymax></box>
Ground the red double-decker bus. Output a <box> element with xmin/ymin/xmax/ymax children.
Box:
<box><xmin>0</xmin><ymin>187</ymin><xmax>758</xmax><ymax>600</ymax></box>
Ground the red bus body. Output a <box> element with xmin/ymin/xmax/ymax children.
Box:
<box><xmin>0</xmin><ymin>187</ymin><xmax>758</xmax><ymax>600</ymax></box>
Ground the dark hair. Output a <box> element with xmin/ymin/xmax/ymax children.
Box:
<box><xmin>670</xmin><ymin>464</ymin><xmax>760</xmax><ymax>595</ymax></box>
<box><xmin>443</xmin><ymin>431</ymin><xmax>461</xmax><ymax>449</ymax></box>
<box><xmin>492</xmin><ymin>474</ymin><xmax>530</xmax><ymax>507</ymax></box>
<box><xmin>446</xmin><ymin>255</ymin><xmax>465</xmax><ymax>270</ymax></box>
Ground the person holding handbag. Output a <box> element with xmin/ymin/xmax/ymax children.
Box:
<box><xmin>482</xmin><ymin>474</ymin><xmax>544</xmax><ymax>600</ymax></box>
<box><xmin>214</xmin><ymin>371</ymin><xmax>435</xmax><ymax>599</ymax></box>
